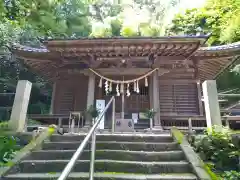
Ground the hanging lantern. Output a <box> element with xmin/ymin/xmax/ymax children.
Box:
<box><xmin>145</xmin><ymin>77</ymin><xmax>148</xmax><ymax>87</ymax></box>
<box><xmin>98</xmin><ymin>78</ymin><xmax>103</xmax><ymax>88</ymax></box>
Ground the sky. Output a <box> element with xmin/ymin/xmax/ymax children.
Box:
<box><xmin>179</xmin><ymin>0</ymin><xmax>206</xmax><ymax>12</ymax></box>
<box><xmin>121</xmin><ymin>0</ymin><xmax>207</xmax><ymax>27</ymax></box>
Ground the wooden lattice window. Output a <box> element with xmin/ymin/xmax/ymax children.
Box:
<box><xmin>159</xmin><ymin>82</ymin><xmax>199</xmax><ymax>115</ymax></box>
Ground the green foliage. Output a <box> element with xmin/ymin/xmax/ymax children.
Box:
<box><xmin>203</xmin><ymin>163</ymin><xmax>219</xmax><ymax>180</ymax></box>
<box><xmin>0</xmin><ymin>0</ymin><xmax>183</xmax><ymax>114</ymax></box>
<box><xmin>168</xmin><ymin>0</ymin><xmax>240</xmax><ymax>45</ymax></box>
<box><xmin>0</xmin><ymin>121</ymin><xmax>20</xmax><ymax>164</ymax></box>
<box><xmin>139</xmin><ymin>23</ymin><xmax>161</xmax><ymax>36</ymax></box>
<box><xmin>90</xmin><ymin>22</ymin><xmax>112</xmax><ymax>37</ymax></box>
<box><xmin>221</xmin><ymin>170</ymin><xmax>240</xmax><ymax>180</ymax></box>
<box><xmin>120</xmin><ymin>25</ymin><xmax>139</xmax><ymax>37</ymax></box>
<box><xmin>0</xmin><ymin>136</ymin><xmax>20</xmax><ymax>163</ymax></box>
<box><xmin>143</xmin><ymin>109</ymin><xmax>156</xmax><ymax>119</ymax></box>
<box><xmin>191</xmin><ymin>126</ymin><xmax>239</xmax><ymax>171</ymax></box>
<box><xmin>27</xmin><ymin>119</ymin><xmax>42</xmax><ymax>125</ymax></box>
<box><xmin>168</xmin><ymin>0</ymin><xmax>240</xmax><ymax>104</ymax></box>
<box><xmin>0</xmin><ymin>121</ymin><xmax>9</xmax><ymax>131</ymax></box>
<box><xmin>86</xmin><ymin>105</ymin><xmax>100</xmax><ymax>118</ymax></box>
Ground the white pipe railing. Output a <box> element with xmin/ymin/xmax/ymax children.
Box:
<box><xmin>58</xmin><ymin>96</ymin><xmax>115</xmax><ymax>180</ymax></box>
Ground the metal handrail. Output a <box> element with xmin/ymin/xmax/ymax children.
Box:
<box><xmin>58</xmin><ymin>96</ymin><xmax>115</xmax><ymax>180</ymax></box>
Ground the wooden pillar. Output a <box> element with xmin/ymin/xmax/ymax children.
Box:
<box><xmin>9</xmin><ymin>80</ymin><xmax>32</xmax><ymax>132</ymax></box>
<box><xmin>149</xmin><ymin>76</ymin><xmax>153</xmax><ymax>109</ymax></box>
<box><xmin>85</xmin><ymin>73</ymin><xmax>95</xmax><ymax>126</ymax></box>
<box><xmin>152</xmin><ymin>70</ymin><xmax>162</xmax><ymax>129</ymax></box>
<box><xmin>202</xmin><ymin>80</ymin><xmax>222</xmax><ymax>129</ymax></box>
<box><xmin>196</xmin><ymin>80</ymin><xmax>204</xmax><ymax>115</ymax></box>
<box><xmin>49</xmin><ymin>82</ymin><xmax>56</xmax><ymax>114</ymax></box>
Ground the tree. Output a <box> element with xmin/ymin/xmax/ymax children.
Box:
<box><xmin>167</xmin><ymin>0</ymin><xmax>240</xmax><ymax>45</ymax></box>
<box><xmin>0</xmin><ymin>0</ymin><xmax>93</xmax><ymax>116</ymax></box>
<box><xmin>0</xmin><ymin>0</ymin><xmax>185</xmax><ymax>115</ymax></box>
<box><xmin>167</xmin><ymin>0</ymin><xmax>240</xmax><ymax>106</ymax></box>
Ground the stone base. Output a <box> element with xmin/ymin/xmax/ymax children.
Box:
<box><xmin>144</xmin><ymin>126</ymin><xmax>169</xmax><ymax>134</ymax></box>
<box><xmin>115</xmin><ymin>119</ymin><xmax>135</xmax><ymax>132</ymax></box>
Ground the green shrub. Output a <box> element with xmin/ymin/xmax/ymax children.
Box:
<box><xmin>221</xmin><ymin>171</ymin><xmax>240</xmax><ymax>180</ymax></box>
<box><xmin>191</xmin><ymin>126</ymin><xmax>239</xmax><ymax>171</ymax></box>
<box><xmin>0</xmin><ymin>121</ymin><xmax>20</xmax><ymax>164</ymax></box>
<box><xmin>0</xmin><ymin>135</ymin><xmax>20</xmax><ymax>163</ymax></box>
<box><xmin>0</xmin><ymin>121</ymin><xmax>9</xmax><ymax>131</ymax></box>
<box><xmin>27</xmin><ymin>119</ymin><xmax>42</xmax><ymax>125</ymax></box>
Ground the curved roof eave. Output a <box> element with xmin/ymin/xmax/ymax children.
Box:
<box><xmin>197</xmin><ymin>41</ymin><xmax>240</xmax><ymax>52</ymax></box>
<box><xmin>11</xmin><ymin>43</ymin><xmax>49</xmax><ymax>53</ymax></box>
<box><xmin>11</xmin><ymin>40</ymin><xmax>240</xmax><ymax>55</ymax></box>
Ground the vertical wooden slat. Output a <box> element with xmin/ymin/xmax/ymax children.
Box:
<box><xmin>196</xmin><ymin>80</ymin><xmax>204</xmax><ymax>115</ymax></box>
<box><xmin>159</xmin><ymin>81</ymin><xmax>199</xmax><ymax>116</ymax></box>
<box><xmin>53</xmin><ymin>75</ymin><xmax>88</xmax><ymax>114</ymax></box>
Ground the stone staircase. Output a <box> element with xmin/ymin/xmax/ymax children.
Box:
<box><xmin>3</xmin><ymin>133</ymin><xmax>198</xmax><ymax>180</ymax></box>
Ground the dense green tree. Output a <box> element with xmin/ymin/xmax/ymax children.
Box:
<box><xmin>167</xmin><ymin>0</ymin><xmax>240</xmax><ymax>45</ymax></box>
<box><xmin>167</xmin><ymin>0</ymin><xmax>240</xmax><ymax>106</ymax></box>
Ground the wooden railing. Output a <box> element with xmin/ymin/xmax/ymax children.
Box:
<box><xmin>27</xmin><ymin>113</ymin><xmax>85</xmax><ymax>129</ymax></box>
<box><xmin>27</xmin><ymin>114</ymin><xmax>240</xmax><ymax>131</ymax></box>
<box><xmin>161</xmin><ymin>115</ymin><xmax>206</xmax><ymax>130</ymax></box>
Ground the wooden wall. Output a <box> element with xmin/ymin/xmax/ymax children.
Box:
<box><xmin>159</xmin><ymin>80</ymin><xmax>200</xmax><ymax>116</ymax></box>
<box><xmin>53</xmin><ymin>75</ymin><xmax>88</xmax><ymax>114</ymax></box>
<box><xmin>50</xmin><ymin>71</ymin><xmax>201</xmax><ymax>117</ymax></box>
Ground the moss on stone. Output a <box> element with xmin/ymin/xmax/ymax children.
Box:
<box><xmin>171</xmin><ymin>127</ymin><xmax>184</xmax><ymax>144</ymax></box>
<box><xmin>202</xmin><ymin>163</ymin><xmax>219</xmax><ymax>180</ymax></box>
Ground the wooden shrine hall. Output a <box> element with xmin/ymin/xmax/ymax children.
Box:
<box><xmin>11</xmin><ymin>35</ymin><xmax>240</xmax><ymax>130</ymax></box>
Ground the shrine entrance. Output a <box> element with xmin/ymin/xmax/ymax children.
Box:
<box><xmin>94</xmin><ymin>71</ymin><xmax>154</xmax><ymax>129</ymax></box>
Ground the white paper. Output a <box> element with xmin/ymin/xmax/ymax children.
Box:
<box><xmin>132</xmin><ymin>113</ymin><xmax>138</xmax><ymax>124</ymax></box>
<box><xmin>96</xmin><ymin>99</ymin><xmax>105</xmax><ymax>129</ymax></box>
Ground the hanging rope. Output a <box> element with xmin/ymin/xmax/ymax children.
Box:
<box><xmin>89</xmin><ymin>68</ymin><xmax>159</xmax><ymax>84</ymax></box>
<box><xmin>89</xmin><ymin>68</ymin><xmax>169</xmax><ymax>96</ymax></box>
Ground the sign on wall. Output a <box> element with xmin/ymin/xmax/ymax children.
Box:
<box><xmin>96</xmin><ymin>99</ymin><xmax>105</xmax><ymax>129</ymax></box>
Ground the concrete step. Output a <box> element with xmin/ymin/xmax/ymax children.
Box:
<box><xmin>42</xmin><ymin>141</ymin><xmax>180</xmax><ymax>151</ymax></box>
<box><xmin>24</xmin><ymin>150</ymin><xmax>185</xmax><ymax>161</ymax></box>
<box><xmin>3</xmin><ymin>172</ymin><xmax>197</xmax><ymax>180</ymax></box>
<box><xmin>8</xmin><ymin>160</ymin><xmax>191</xmax><ymax>174</ymax></box>
<box><xmin>50</xmin><ymin>134</ymin><xmax>173</xmax><ymax>142</ymax></box>
<box><xmin>133</xmin><ymin>123</ymin><xmax>150</xmax><ymax>129</ymax></box>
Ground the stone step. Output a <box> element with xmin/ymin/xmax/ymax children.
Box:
<box><xmin>4</xmin><ymin>172</ymin><xmax>198</xmax><ymax>180</ymax></box>
<box><xmin>133</xmin><ymin>122</ymin><xmax>150</xmax><ymax>129</ymax></box>
<box><xmin>24</xmin><ymin>150</ymin><xmax>185</xmax><ymax>161</ymax></box>
<box><xmin>42</xmin><ymin>141</ymin><xmax>180</xmax><ymax>151</ymax></box>
<box><xmin>8</xmin><ymin>160</ymin><xmax>191</xmax><ymax>174</ymax></box>
<box><xmin>50</xmin><ymin>134</ymin><xmax>173</xmax><ymax>142</ymax></box>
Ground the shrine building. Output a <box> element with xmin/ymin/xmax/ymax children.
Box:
<box><xmin>11</xmin><ymin>35</ymin><xmax>240</xmax><ymax>130</ymax></box>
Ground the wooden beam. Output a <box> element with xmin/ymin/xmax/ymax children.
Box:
<box><xmin>159</xmin><ymin>79</ymin><xmax>198</xmax><ymax>83</ymax></box>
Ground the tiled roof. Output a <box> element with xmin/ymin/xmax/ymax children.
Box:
<box><xmin>11</xmin><ymin>43</ymin><xmax>49</xmax><ymax>53</ymax></box>
<box><xmin>41</xmin><ymin>35</ymin><xmax>210</xmax><ymax>41</ymax></box>
<box><xmin>198</xmin><ymin>41</ymin><xmax>240</xmax><ymax>52</ymax></box>
<box><xmin>11</xmin><ymin>39</ymin><xmax>240</xmax><ymax>54</ymax></box>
